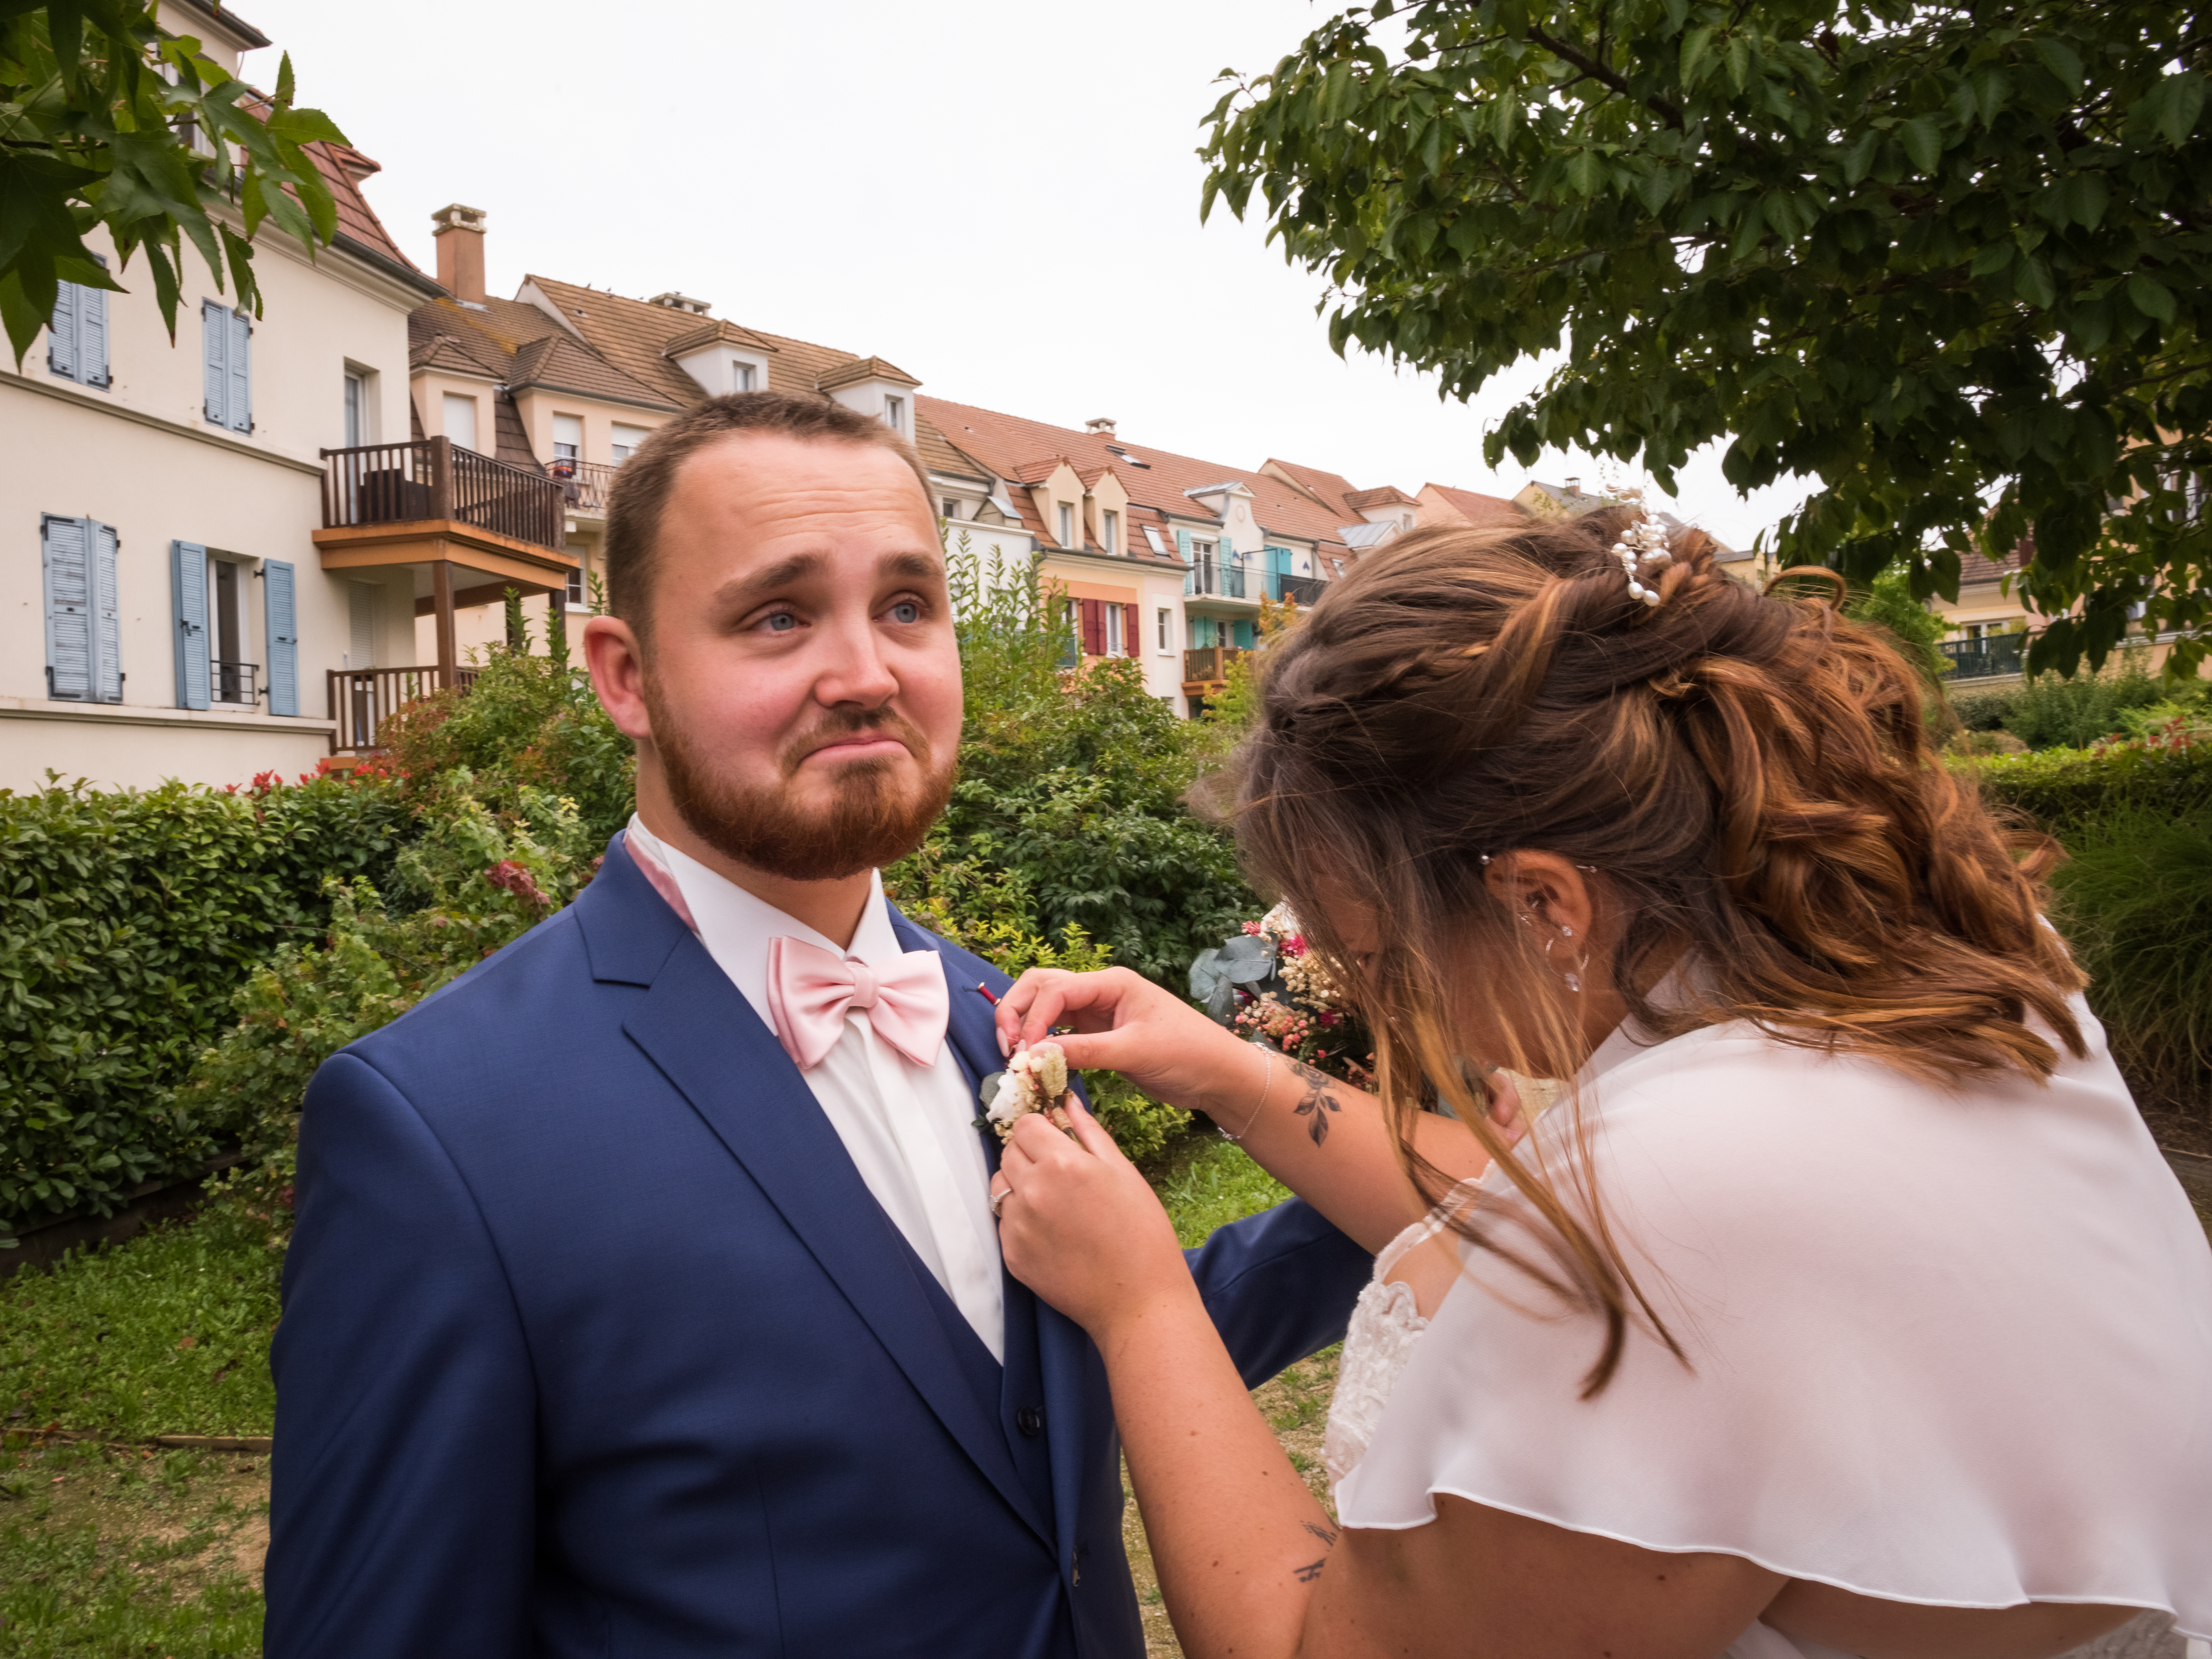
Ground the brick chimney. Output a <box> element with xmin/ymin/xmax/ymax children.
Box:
<box><xmin>431</xmin><ymin>204</ymin><xmax>488</xmax><ymax>306</ymax></box>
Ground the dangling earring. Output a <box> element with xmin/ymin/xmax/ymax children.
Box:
<box><xmin>1544</xmin><ymin>931</ymin><xmax>1586</xmax><ymax>994</ymax></box>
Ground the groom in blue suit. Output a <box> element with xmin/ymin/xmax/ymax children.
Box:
<box><xmin>264</xmin><ymin>391</ymin><xmax>1368</xmax><ymax>1658</ymax></box>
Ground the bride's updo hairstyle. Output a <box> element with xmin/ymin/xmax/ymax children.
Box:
<box><xmin>1224</xmin><ymin>508</ymin><xmax>2085</xmax><ymax>1393</ymax></box>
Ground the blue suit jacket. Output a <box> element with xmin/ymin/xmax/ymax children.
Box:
<box><xmin>264</xmin><ymin>837</ymin><xmax>1370</xmax><ymax>1658</ymax></box>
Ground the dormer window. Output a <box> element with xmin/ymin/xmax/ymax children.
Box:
<box><xmin>884</xmin><ymin>395</ymin><xmax>906</xmax><ymax>435</ymax></box>
<box><xmin>1102</xmin><ymin>510</ymin><xmax>1119</xmax><ymax>555</ymax></box>
<box><xmin>1058</xmin><ymin>503</ymin><xmax>1075</xmax><ymax>547</ymax></box>
<box><xmin>734</xmin><ymin>362</ymin><xmax>756</xmax><ymax>393</ymax></box>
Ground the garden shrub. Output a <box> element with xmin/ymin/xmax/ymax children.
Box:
<box><xmin>2051</xmin><ymin>805</ymin><xmax>2212</xmax><ymax>1118</ymax></box>
<box><xmin>0</xmin><ymin>774</ymin><xmax>408</xmax><ymax>1236</ymax></box>
<box><xmin>180</xmin><ymin>780</ymin><xmax>600</xmax><ymax>1220</ymax></box>
<box><xmin>1992</xmin><ymin>652</ymin><xmax>2167</xmax><ymax>751</ymax></box>
<box><xmin>368</xmin><ymin>641</ymin><xmax>634</xmax><ymax>848</ymax></box>
<box><xmin>1965</xmin><ymin>735</ymin><xmax>2212</xmax><ymax>841</ymax></box>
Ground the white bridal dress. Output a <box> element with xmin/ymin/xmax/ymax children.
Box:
<box><xmin>1322</xmin><ymin>997</ymin><xmax>2212</xmax><ymax>1659</ymax></box>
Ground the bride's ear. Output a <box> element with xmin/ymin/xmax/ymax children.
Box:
<box><xmin>1482</xmin><ymin>851</ymin><xmax>1598</xmax><ymax>945</ymax></box>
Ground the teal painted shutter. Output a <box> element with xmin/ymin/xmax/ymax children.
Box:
<box><xmin>41</xmin><ymin>515</ymin><xmax>92</xmax><ymax>700</ymax></box>
<box><xmin>202</xmin><ymin>300</ymin><xmax>228</xmax><ymax>426</ymax></box>
<box><xmin>48</xmin><ymin>283</ymin><xmax>78</xmax><ymax>382</ymax></box>
<box><xmin>91</xmin><ymin>520</ymin><xmax>121</xmax><ymax>703</ymax></box>
<box><xmin>227</xmin><ymin>308</ymin><xmax>252</xmax><ymax>432</ymax></box>
<box><xmin>1267</xmin><ymin>544</ymin><xmax>1292</xmax><ymax>602</ymax></box>
<box><xmin>79</xmin><ymin>272</ymin><xmax>108</xmax><ymax>388</ymax></box>
<box><xmin>171</xmin><ymin>541</ymin><xmax>211</xmax><ymax>710</ymax></box>
<box><xmin>264</xmin><ymin>559</ymin><xmax>299</xmax><ymax>715</ymax></box>
<box><xmin>1175</xmin><ymin>528</ymin><xmax>1193</xmax><ymax>597</ymax></box>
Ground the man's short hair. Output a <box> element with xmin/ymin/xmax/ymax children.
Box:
<box><xmin>601</xmin><ymin>391</ymin><xmax>934</xmax><ymax>640</ymax></box>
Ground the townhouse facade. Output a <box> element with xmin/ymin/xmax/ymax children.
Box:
<box><xmin>1</xmin><ymin>0</ymin><xmax>450</xmax><ymax>793</ymax></box>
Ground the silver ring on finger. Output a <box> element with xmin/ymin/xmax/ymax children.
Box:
<box><xmin>990</xmin><ymin>1182</ymin><xmax>1013</xmax><ymax>1219</ymax></box>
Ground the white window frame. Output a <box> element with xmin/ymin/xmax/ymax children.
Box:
<box><xmin>611</xmin><ymin>422</ymin><xmax>649</xmax><ymax>463</ymax></box>
<box><xmin>1102</xmin><ymin>510</ymin><xmax>1119</xmax><ymax>555</ymax></box>
<box><xmin>1058</xmin><ymin>502</ymin><xmax>1075</xmax><ymax>547</ymax></box>
<box><xmin>1157</xmin><ymin>607</ymin><xmax>1171</xmax><ymax>653</ymax></box>
<box><xmin>884</xmin><ymin>394</ymin><xmax>906</xmax><ymax>434</ymax></box>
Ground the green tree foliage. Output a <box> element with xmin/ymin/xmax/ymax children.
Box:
<box><xmin>0</xmin><ymin>772</ymin><xmax>407</xmax><ymax>1234</ymax></box>
<box><xmin>893</xmin><ymin>538</ymin><xmax>1256</xmax><ymax>990</ymax></box>
<box><xmin>1844</xmin><ymin>562</ymin><xmax>1953</xmax><ymax>683</ymax></box>
<box><xmin>0</xmin><ymin>2</ymin><xmax>348</xmax><ymax>365</ymax></box>
<box><xmin>1201</xmin><ymin>0</ymin><xmax>2212</xmax><ymax>678</ymax></box>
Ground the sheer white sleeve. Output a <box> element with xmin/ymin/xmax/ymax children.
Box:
<box><xmin>1333</xmin><ymin>1006</ymin><xmax>2212</xmax><ymax>1644</ymax></box>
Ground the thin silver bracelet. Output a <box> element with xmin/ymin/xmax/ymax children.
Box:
<box><xmin>1218</xmin><ymin>1042</ymin><xmax>1275</xmax><ymax>1142</ymax></box>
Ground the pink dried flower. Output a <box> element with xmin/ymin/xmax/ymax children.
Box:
<box><xmin>485</xmin><ymin>860</ymin><xmax>549</xmax><ymax>910</ymax></box>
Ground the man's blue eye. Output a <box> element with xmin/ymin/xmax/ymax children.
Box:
<box><xmin>764</xmin><ymin>612</ymin><xmax>798</xmax><ymax>633</ymax></box>
<box><xmin>889</xmin><ymin>602</ymin><xmax>921</xmax><ymax>624</ymax></box>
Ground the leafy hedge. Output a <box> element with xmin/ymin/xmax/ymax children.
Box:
<box><xmin>0</xmin><ymin>774</ymin><xmax>408</xmax><ymax>1235</ymax></box>
<box><xmin>1965</xmin><ymin>737</ymin><xmax>2212</xmax><ymax>840</ymax></box>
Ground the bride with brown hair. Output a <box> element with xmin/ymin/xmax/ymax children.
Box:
<box><xmin>986</xmin><ymin>508</ymin><xmax>2211</xmax><ymax>1659</ymax></box>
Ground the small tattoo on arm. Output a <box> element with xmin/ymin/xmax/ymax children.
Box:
<box><xmin>1303</xmin><ymin>1521</ymin><xmax>1339</xmax><ymax>1547</ymax></box>
<box><xmin>1294</xmin><ymin>1558</ymin><xmax>1327</xmax><ymax>1583</ymax></box>
<box><xmin>1288</xmin><ymin>1061</ymin><xmax>1341</xmax><ymax>1146</ymax></box>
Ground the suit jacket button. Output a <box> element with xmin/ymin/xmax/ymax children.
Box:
<box><xmin>1016</xmin><ymin>1405</ymin><xmax>1044</xmax><ymax>1438</ymax></box>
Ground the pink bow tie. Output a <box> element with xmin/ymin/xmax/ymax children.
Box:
<box><xmin>765</xmin><ymin>936</ymin><xmax>950</xmax><ymax>1072</ymax></box>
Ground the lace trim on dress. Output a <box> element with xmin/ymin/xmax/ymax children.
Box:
<box><xmin>1324</xmin><ymin>1198</ymin><xmax>1472</xmax><ymax>1494</ymax></box>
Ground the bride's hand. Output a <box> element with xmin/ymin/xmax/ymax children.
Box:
<box><xmin>993</xmin><ymin>967</ymin><xmax>1252</xmax><ymax>1119</ymax></box>
<box><xmin>992</xmin><ymin>1096</ymin><xmax>1191</xmax><ymax>1340</ymax></box>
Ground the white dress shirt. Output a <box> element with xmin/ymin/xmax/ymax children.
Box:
<box><xmin>625</xmin><ymin>815</ymin><xmax>1005</xmax><ymax>1361</ymax></box>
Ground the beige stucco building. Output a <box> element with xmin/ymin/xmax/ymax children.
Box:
<box><xmin>0</xmin><ymin>0</ymin><xmax>447</xmax><ymax>793</ymax></box>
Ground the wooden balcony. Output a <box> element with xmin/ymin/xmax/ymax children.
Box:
<box><xmin>314</xmin><ymin>436</ymin><xmax>579</xmax><ymax>686</ymax></box>
<box><xmin>547</xmin><ymin>457</ymin><xmax>619</xmax><ymax>515</ymax></box>
<box><xmin>328</xmin><ymin>664</ymin><xmax>482</xmax><ymax>754</ymax></box>
<box><xmin>321</xmin><ymin>436</ymin><xmax>568</xmax><ymax>551</ymax></box>
<box><xmin>1182</xmin><ymin>645</ymin><xmax>1250</xmax><ymax>686</ymax></box>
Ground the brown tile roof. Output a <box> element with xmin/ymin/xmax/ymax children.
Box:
<box><xmin>510</xmin><ymin>331</ymin><xmax>675</xmax><ymax>409</ymax></box>
<box><xmin>1265</xmin><ymin>459</ymin><xmax>1363</xmax><ymax>518</ymax></box>
<box><xmin>1423</xmin><ymin>482</ymin><xmax>1528</xmax><ymax>528</ymax></box>
<box><xmin>517</xmin><ymin>275</ymin><xmax>982</xmax><ymax>482</ymax></box>
<box><xmin>920</xmin><ymin>396</ymin><xmax>1353</xmax><ymax>554</ymax></box>
<box><xmin>816</xmin><ymin>355</ymin><xmax>921</xmax><ymax>392</ymax></box>
<box><xmin>1344</xmin><ymin>484</ymin><xmax>1415</xmax><ymax>510</ymax></box>
<box><xmin>660</xmin><ymin>317</ymin><xmax>782</xmax><ymax>357</ymax></box>
<box><xmin>491</xmin><ymin>393</ymin><xmax>536</xmax><ymax>468</ymax></box>
<box><xmin>1959</xmin><ymin>542</ymin><xmax>2029</xmax><ymax>585</ymax></box>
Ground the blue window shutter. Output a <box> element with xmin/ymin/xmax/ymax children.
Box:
<box><xmin>171</xmin><ymin>541</ymin><xmax>211</xmax><ymax>710</ymax></box>
<box><xmin>264</xmin><ymin>559</ymin><xmax>299</xmax><ymax>715</ymax></box>
<box><xmin>92</xmin><ymin>520</ymin><xmax>122</xmax><ymax>703</ymax></box>
<box><xmin>202</xmin><ymin>299</ymin><xmax>227</xmax><ymax>426</ymax></box>
<box><xmin>227</xmin><ymin>307</ymin><xmax>252</xmax><ymax>432</ymax></box>
<box><xmin>79</xmin><ymin>274</ymin><xmax>108</xmax><ymax>388</ymax></box>
<box><xmin>41</xmin><ymin>515</ymin><xmax>92</xmax><ymax>701</ymax></box>
<box><xmin>48</xmin><ymin>283</ymin><xmax>78</xmax><ymax>382</ymax></box>
<box><xmin>1174</xmin><ymin>528</ymin><xmax>1192</xmax><ymax>562</ymax></box>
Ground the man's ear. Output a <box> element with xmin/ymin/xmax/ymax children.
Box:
<box><xmin>1480</xmin><ymin>851</ymin><xmax>1597</xmax><ymax>943</ymax></box>
<box><xmin>582</xmin><ymin>614</ymin><xmax>654</xmax><ymax>744</ymax></box>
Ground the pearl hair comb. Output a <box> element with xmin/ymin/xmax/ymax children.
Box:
<box><xmin>1612</xmin><ymin>511</ymin><xmax>1673</xmax><ymax>609</ymax></box>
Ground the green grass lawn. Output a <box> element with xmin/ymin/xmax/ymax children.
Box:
<box><xmin>2</xmin><ymin>1132</ymin><xmax>2203</xmax><ymax>1659</ymax></box>
<box><xmin>2</xmin><ymin>1212</ymin><xmax>282</xmax><ymax>1444</ymax></box>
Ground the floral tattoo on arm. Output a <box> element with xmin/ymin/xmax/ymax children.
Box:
<box><xmin>1289</xmin><ymin>1060</ymin><xmax>1342</xmax><ymax>1146</ymax></box>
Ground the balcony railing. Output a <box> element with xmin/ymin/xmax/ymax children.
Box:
<box><xmin>1266</xmin><ymin>572</ymin><xmax>1325</xmax><ymax>606</ymax></box>
<box><xmin>1184</xmin><ymin>557</ymin><xmax>1248</xmax><ymax>600</ymax></box>
<box><xmin>212</xmin><ymin>661</ymin><xmax>258</xmax><ymax>707</ymax></box>
<box><xmin>1183</xmin><ymin>645</ymin><xmax>1250</xmax><ymax>683</ymax></box>
<box><xmin>546</xmin><ymin>457</ymin><xmax>620</xmax><ymax>515</ymax></box>
<box><xmin>328</xmin><ymin>664</ymin><xmax>482</xmax><ymax>753</ymax></box>
<box><xmin>320</xmin><ymin>436</ymin><xmax>568</xmax><ymax>553</ymax></box>
<box><xmin>1941</xmin><ymin>633</ymin><xmax>2030</xmax><ymax>680</ymax></box>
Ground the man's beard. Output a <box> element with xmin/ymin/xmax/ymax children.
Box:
<box><xmin>644</xmin><ymin>685</ymin><xmax>954</xmax><ymax>883</ymax></box>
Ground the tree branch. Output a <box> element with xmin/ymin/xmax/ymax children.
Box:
<box><xmin>1526</xmin><ymin>25</ymin><xmax>1686</xmax><ymax>130</ymax></box>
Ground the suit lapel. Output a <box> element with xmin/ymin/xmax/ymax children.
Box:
<box><xmin>620</xmin><ymin>922</ymin><xmax>1050</xmax><ymax>1547</ymax></box>
<box><xmin>893</xmin><ymin>912</ymin><xmax>1096</xmax><ymax>1568</ymax></box>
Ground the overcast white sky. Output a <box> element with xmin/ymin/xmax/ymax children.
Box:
<box><xmin>238</xmin><ymin>0</ymin><xmax>1811</xmax><ymax>551</ymax></box>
